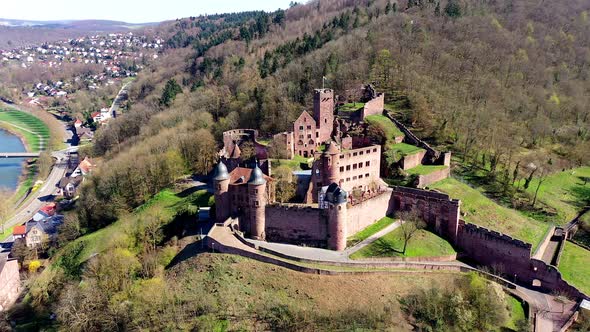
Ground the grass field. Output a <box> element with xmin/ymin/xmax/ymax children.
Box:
<box><xmin>350</xmin><ymin>228</ymin><xmax>456</xmax><ymax>259</ymax></box>
<box><xmin>0</xmin><ymin>225</ymin><xmax>15</xmax><ymax>242</ymax></box>
<box><xmin>505</xmin><ymin>295</ymin><xmax>527</xmax><ymax>330</ymax></box>
<box><xmin>347</xmin><ymin>216</ymin><xmax>395</xmax><ymax>247</ymax></box>
<box><xmin>516</xmin><ymin>167</ymin><xmax>590</xmax><ymax>225</ymax></box>
<box><xmin>406</xmin><ymin>165</ymin><xmax>448</xmax><ymax>176</ymax></box>
<box><xmin>0</xmin><ymin>109</ymin><xmax>50</xmax><ymax>152</ymax></box>
<box><xmin>365</xmin><ymin>114</ymin><xmax>404</xmax><ymax>141</ymax></box>
<box><xmin>270</xmin><ymin>155</ymin><xmax>311</xmax><ymax>171</ymax></box>
<box><xmin>430</xmin><ymin>178</ymin><xmax>551</xmax><ymax>249</ymax></box>
<box><xmin>558</xmin><ymin>242</ymin><xmax>590</xmax><ymax>295</ymax></box>
<box><xmin>389</xmin><ymin>142</ymin><xmax>425</xmax><ymax>156</ymax></box>
<box><xmin>338</xmin><ymin>102</ymin><xmax>364</xmax><ymax>112</ymax></box>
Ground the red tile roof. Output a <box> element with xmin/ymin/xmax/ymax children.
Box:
<box><xmin>228</xmin><ymin>167</ymin><xmax>272</xmax><ymax>185</ymax></box>
<box><xmin>13</xmin><ymin>225</ymin><xmax>26</xmax><ymax>235</ymax></box>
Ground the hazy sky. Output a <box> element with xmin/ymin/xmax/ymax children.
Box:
<box><xmin>1</xmin><ymin>0</ymin><xmax>293</xmax><ymax>23</ymax></box>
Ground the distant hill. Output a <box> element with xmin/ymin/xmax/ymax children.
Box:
<box><xmin>0</xmin><ymin>18</ymin><xmax>159</xmax><ymax>49</ymax></box>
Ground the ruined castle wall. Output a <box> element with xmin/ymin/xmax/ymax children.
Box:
<box><xmin>0</xmin><ymin>259</ymin><xmax>20</xmax><ymax>312</ymax></box>
<box><xmin>348</xmin><ymin>190</ymin><xmax>393</xmax><ymax>235</ymax></box>
<box><xmin>265</xmin><ymin>204</ymin><xmax>327</xmax><ymax>246</ymax></box>
<box><xmin>389</xmin><ymin>186</ymin><xmax>461</xmax><ymax>243</ymax></box>
<box><xmin>360</xmin><ymin>93</ymin><xmax>385</xmax><ymax>119</ymax></box>
<box><xmin>401</xmin><ymin>150</ymin><xmax>427</xmax><ymax>170</ymax></box>
<box><xmin>416</xmin><ymin>167</ymin><xmax>450</xmax><ymax>188</ymax></box>
<box><xmin>338</xmin><ymin>145</ymin><xmax>382</xmax><ymax>192</ymax></box>
<box><xmin>384</xmin><ymin>113</ymin><xmax>440</xmax><ymax>163</ymax></box>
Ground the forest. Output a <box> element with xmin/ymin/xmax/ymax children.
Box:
<box><xmin>8</xmin><ymin>0</ymin><xmax>590</xmax><ymax>330</ymax></box>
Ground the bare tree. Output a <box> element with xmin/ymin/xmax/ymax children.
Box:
<box><xmin>397</xmin><ymin>208</ymin><xmax>426</xmax><ymax>255</ymax></box>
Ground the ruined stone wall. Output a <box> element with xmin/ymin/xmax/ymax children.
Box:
<box><xmin>401</xmin><ymin>150</ymin><xmax>427</xmax><ymax>170</ymax></box>
<box><xmin>456</xmin><ymin>221</ymin><xmax>588</xmax><ymax>299</ymax></box>
<box><xmin>416</xmin><ymin>167</ymin><xmax>450</xmax><ymax>188</ymax></box>
<box><xmin>338</xmin><ymin>145</ymin><xmax>381</xmax><ymax>192</ymax></box>
<box><xmin>265</xmin><ymin>204</ymin><xmax>327</xmax><ymax>246</ymax></box>
<box><xmin>360</xmin><ymin>93</ymin><xmax>385</xmax><ymax>119</ymax></box>
<box><xmin>389</xmin><ymin>186</ymin><xmax>461</xmax><ymax>243</ymax></box>
<box><xmin>293</xmin><ymin>111</ymin><xmax>318</xmax><ymax>158</ymax></box>
<box><xmin>384</xmin><ymin>113</ymin><xmax>440</xmax><ymax>163</ymax></box>
<box><xmin>348</xmin><ymin>190</ymin><xmax>393</xmax><ymax>235</ymax></box>
<box><xmin>0</xmin><ymin>259</ymin><xmax>20</xmax><ymax>312</ymax></box>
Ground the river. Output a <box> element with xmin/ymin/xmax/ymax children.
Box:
<box><xmin>0</xmin><ymin>129</ymin><xmax>26</xmax><ymax>191</ymax></box>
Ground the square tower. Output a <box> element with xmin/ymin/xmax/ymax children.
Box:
<box><xmin>313</xmin><ymin>88</ymin><xmax>334</xmax><ymax>143</ymax></box>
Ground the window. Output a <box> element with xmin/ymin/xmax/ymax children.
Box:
<box><xmin>367</xmin><ymin>149</ymin><xmax>371</xmax><ymax>154</ymax></box>
<box><xmin>316</xmin><ymin>132</ymin><xmax>319</xmax><ymax>138</ymax></box>
<box><xmin>255</xmin><ymin>189</ymin><xmax>258</xmax><ymax>194</ymax></box>
<box><xmin>307</xmin><ymin>134</ymin><xmax>312</xmax><ymax>138</ymax></box>
<box><xmin>353</xmin><ymin>176</ymin><xmax>357</xmax><ymax>180</ymax></box>
<box><xmin>373</xmin><ymin>148</ymin><xmax>377</xmax><ymax>152</ymax></box>
<box><xmin>366</xmin><ymin>161</ymin><xmax>370</xmax><ymax>167</ymax></box>
<box><xmin>340</xmin><ymin>155</ymin><xmax>344</xmax><ymax>159</ymax></box>
<box><xmin>359</xmin><ymin>151</ymin><xmax>364</xmax><ymax>155</ymax></box>
<box><xmin>365</xmin><ymin>173</ymin><xmax>370</xmax><ymax>178</ymax></box>
<box><xmin>299</xmin><ymin>125</ymin><xmax>304</xmax><ymax>130</ymax></box>
<box><xmin>353</xmin><ymin>152</ymin><xmax>358</xmax><ymax>156</ymax></box>
<box><xmin>346</xmin><ymin>177</ymin><xmax>350</xmax><ymax>182</ymax></box>
<box><xmin>346</xmin><ymin>165</ymin><xmax>351</xmax><ymax>171</ymax></box>
<box><xmin>359</xmin><ymin>162</ymin><xmax>363</xmax><ymax>168</ymax></box>
<box><xmin>353</xmin><ymin>164</ymin><xmax>357</xmax><ymax>170</ymax></box>
<box><xmin>359</xmin><ymin>174</ymin><xmax>363</xmax><ymax>179</ymax></box>
<box><xmin>307</xmin><ymin>125</ymin><xmax>312</xmax><ymax>130</ymax></box>
<box><xmin>340</xmin><ymin>167</ymin><xmax>344</xmax><ymax>172</ymax></box>
<box><xmin>255</xmin><ymin>201</ymin><xmax>259</xmax><ymax>207</ymax></box>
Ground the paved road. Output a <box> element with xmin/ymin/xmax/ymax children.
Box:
<box><xmin>109</xmin><ymin>81</ymin><xmax>131</xmax><ymax>115</ymax></box>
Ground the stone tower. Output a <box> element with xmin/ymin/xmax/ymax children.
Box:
<box><xmin>326</xmin><ymin>184</ymin><xmax>348</xmax><ymax>251</ymax></box>
<box><xmin>313</xmin><ymin>88</ymin><xmax>334</xmax><ymax>143</ymax></box>
<box><xmin>322</xmin><ymin>141</ymin><xmax>341</xmax><ymax>186</ymax></box>
<box><xmin>248</xmin><ymin>165</ymin><xmax>267</xmax><ymax>240</ymax></box>
<box><xmin>213</xmin><ymin>161</ymin><xmax>230</xmax><ymax>223</ymax></box>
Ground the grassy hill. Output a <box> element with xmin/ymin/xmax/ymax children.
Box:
<box><xmin>430</xmin><ymin>178</ymin><xmax>551</xmax><ymax>250</ymax></box>
<box><xmin>0</xmin><ymin>109</ymin><xmax>50</xmax><ymax>152</ymax></box>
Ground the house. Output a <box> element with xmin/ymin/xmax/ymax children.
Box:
<box><xmin>91</xmin><ymin>111</ymin><xmax>102</xmax><ymax>123</ymax></box>
<box><xmin>0</xmin><ymin>255</ymin><xmax>20</xmax><ymax>312</ymax></box>
<box><xmin>78</xmin><ymin>157</ymin><xmax>93</xmax><ymax>175</ymax></box>
<box><xmin>12</xmin><ymin>225</ymin><xmax>26</xmax><ymax>240</ymax></box>
<box><xmin>74</xmin><ymin>119</ymin><xmax>83</xmax><ymax>128</ymax></box>
<box><xmin>58</xmin><ymin>176</ymin><xmax>83</xmax><ymax>199</ymax></box>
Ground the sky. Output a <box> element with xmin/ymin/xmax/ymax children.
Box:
<box><xmin>1</xmin><ymin>0</ymin><xmax>293</xmax><ymax>23</ymax></box>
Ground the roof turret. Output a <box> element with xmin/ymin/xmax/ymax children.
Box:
<box><xmin>213</xmin><ymin>161</ymin><xmax>229</xmax><ymax>181</ymax></box>
<box><xmin>248</xmin><ymin>165</ymin><xmax>266</xmax><ymax>185</ymax></box>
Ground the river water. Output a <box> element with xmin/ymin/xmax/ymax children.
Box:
<box><xmin>0</xmin><ymin>129</ymin><xmax>26</xmax><ymax>191</ymax></box>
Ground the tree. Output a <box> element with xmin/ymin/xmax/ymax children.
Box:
<box><xmin>159</xmin><ymin>79</ymin><xmax>182</xmax><ymax>107</ymax></box>
<box><xmin>444</xmin><ymin>0</ymin><xmax>462</xmax><ymax>18</ymax></box>
<box><xmin>239</xmin><ymin>141</ymin><xmax>256</xmax><ymax>161</ymax></box>
<box><xmin>532</xmin><ymin>169</ymin><xmax>547</xmax><ymax>207</ymax></box>
<box><xmin>397</xmin><ymin>208</ymin><xmax>426</xmax><ymax>255</ymax></box>
<box><xmin>370</xmin><ymin>49</ymin><xmax>395</xmax><ymax>89</ymax></box>
<box><xmin>275</xmin><ymin>180</ymin><xmax>296</xmax><ymax>203</ymax></box>
<box><xmin>38</xmin><ymin>151</ymin><xmax>54</xmax><ymax>179</ymax></box>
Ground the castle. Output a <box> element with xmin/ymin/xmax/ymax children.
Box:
<box><xmin>211</xmin><ymin>84</ymin><xmax>589</xmax><ymax>300</ymax></box>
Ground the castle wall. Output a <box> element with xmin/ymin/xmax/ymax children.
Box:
<box><xmin>389</xmin><ymin>186</ymin><xmax>461</xmax><ymax>243</ymax></box>
<box><xmin>401</xmin><ymin>150</ymin><xmax>427</xmax><ymax>170</ymax></box>
<box><xmin>416</xmin><ymin>167</ymin><xmax>450</xmax><ymax>188</ymax></box>
<box><xmin>360</xmin><ymin>93</ymin><xmax>385</xmax><ymax>119</ymax></box>
<box><xmin>338</xmin><ymin>145</ymin><xmax>381</xmax><ymax>192</ymax></box>
<box><xmin>0</xmin><ymin>259</ymin><xmax>20</xmax><ymax>312</ymax></box>
<box><xmin>348</xmin><ymin>190</ymin><xmax>393</xmax><ymax>235</ymax></box>
<box><xmin>384</xmin><ymin>113</ymin><xmax>440</xmax><ymax>164</ymax></box>
<box><xmin>265</xmin><ymin>204</ymin><xmax>327</xmax><ymax>246</ymax></box>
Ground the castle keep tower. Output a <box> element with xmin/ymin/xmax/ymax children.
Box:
<box><xmin>326</xmin><ymin>184</ymin><xmax>348</xmax><ymax>251</ymax></box>
<box><xmin>313</xmin><ymin>88</ymin><xmax>334</xmax><ymax>143</ymax></box>
<box><xmin>248</xmin><ymin>165</ymin><xmax>267</xmax><ymax>240</ymax></box>
<box><xmin>213</xmin><ymin>161</ymin><xmax>230</xmax><ymax>223</ymax></box>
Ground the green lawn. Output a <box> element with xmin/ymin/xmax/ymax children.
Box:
<box><xmin>0</xmin><ymin>109</ymin><xmax>50</xmax><ymax>152</ymax></box>
<box><xmin>0</xmin><ymin>226</ymin><xmax>15</xmax><ymax>241</ymax></box>
<box><xmin>515</xmin><ymin>167</ymin><xmax>590</xmax><ymax>225</ymax></box>
<box><xmin>365</xmin><ymin>114</ymin><xmax>404</xmax><ymax>140</ymax></box>
<box><xmin>406</xmin><ymin>165</ymin><xmax>448</xmax><ymax>176</ymax></box>
<box><xmin>350</xmin><ymin>228</ymin><xmax>456</xmax><ymax>259</ymax></box>
<box><xmin>389</xmin><ymin>142</ymin><xmax>425</xmax><ymax>156</ymax></box>
<box><xmin>271</xmin><ymin>155</ymin><xmax>311</xmax><ymax>171</ymax></box>
<box><xmin>338</xmin><ymin>102</ymin><xmax>364</xmax><ymax>112</ymax></box>
<box><xmin>347</xmin><ymin>216</ymin><xmax>396</xmax><ymax>247</ymax></box>
<box><xmin>558</xmin><ymin>242</ymin><xmax>590</xmax><ymax>295</ymax></box>
<box><xmin>505</xmin><ymin>295</ymin><xmax>527</xmax><ymax>330</ymax></box>
<box><xmin>430</xmin><ymin>178</ymin><xmax>551</xmax><ymax>250</ymax></box>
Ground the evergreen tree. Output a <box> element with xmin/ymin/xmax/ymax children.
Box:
<box><xmin>159</xmin><ymin>79</ymin><xmax>182</xmax><ymax>107</ymax></box>
<box><xmin>444</xmin><ymin>0</ymin><xmax>462</xmax><ymax>18</ymax></box>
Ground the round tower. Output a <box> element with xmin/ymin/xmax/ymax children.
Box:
<box><xmin>327</xmin><ymin>184</ymin><xmax>348</xmax><ymax>251</ymax></box>
<box><xmin>248</xmin><ymin>165</ymin><xmax>267</xmax><ymax>240</ymax></box>
<box><xmin>213</xmin><ymin>161</ymin><xmax>230</xmax><ymax>223</ymax></box>
<box><xmin>322</xmin><ymin>142</ymin><xmax>341</xmax><ymax>186</ymax></box>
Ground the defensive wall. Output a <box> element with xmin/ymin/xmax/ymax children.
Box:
<box><xmin>265</xmin><ymin>204</ymin><xmax>326</xmax><ymax>247</ymax></box>
<box><xmin>360</xmin><ymin>92</ymin><xmax>385</xmax><ymax>119</ymax></box>
<box><xmin>415</xmin><ymin>166</ymin><xmax>450</xmax><ymax>188</ymax></box>
<box><xmin>401</xmin><ymin>150</ymin><xmax>426</xmax><ymax>170</ymax></box>
<box><xmin>348</xmin><ymin>189</ymin><xmax>392</xmax><ymax>235</ymax></box>
<box><xmin>384</xmin><ymin>112</ymin><xmax>440</xmax><ymax>164</ymax></box>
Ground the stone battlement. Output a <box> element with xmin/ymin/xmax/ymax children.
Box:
<box><xmin>459</xmin><ymin>221</ymin><xmax>532</xmax><ymax>251</ymax></box>
<box><xmin>391</xmin><ymin>186</ymin><xmax>459</xmax><ymax>204</ymax></box>
<box><xmin>267</xmin><ymin>203</ymin><xmax>321</xmax><ymax>213</ymax></box>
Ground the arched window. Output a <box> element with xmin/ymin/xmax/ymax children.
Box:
<box><xmin>308</xmin><ymin>139</ymin><xmax>314</xmax><ymax>145</ymax></box>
